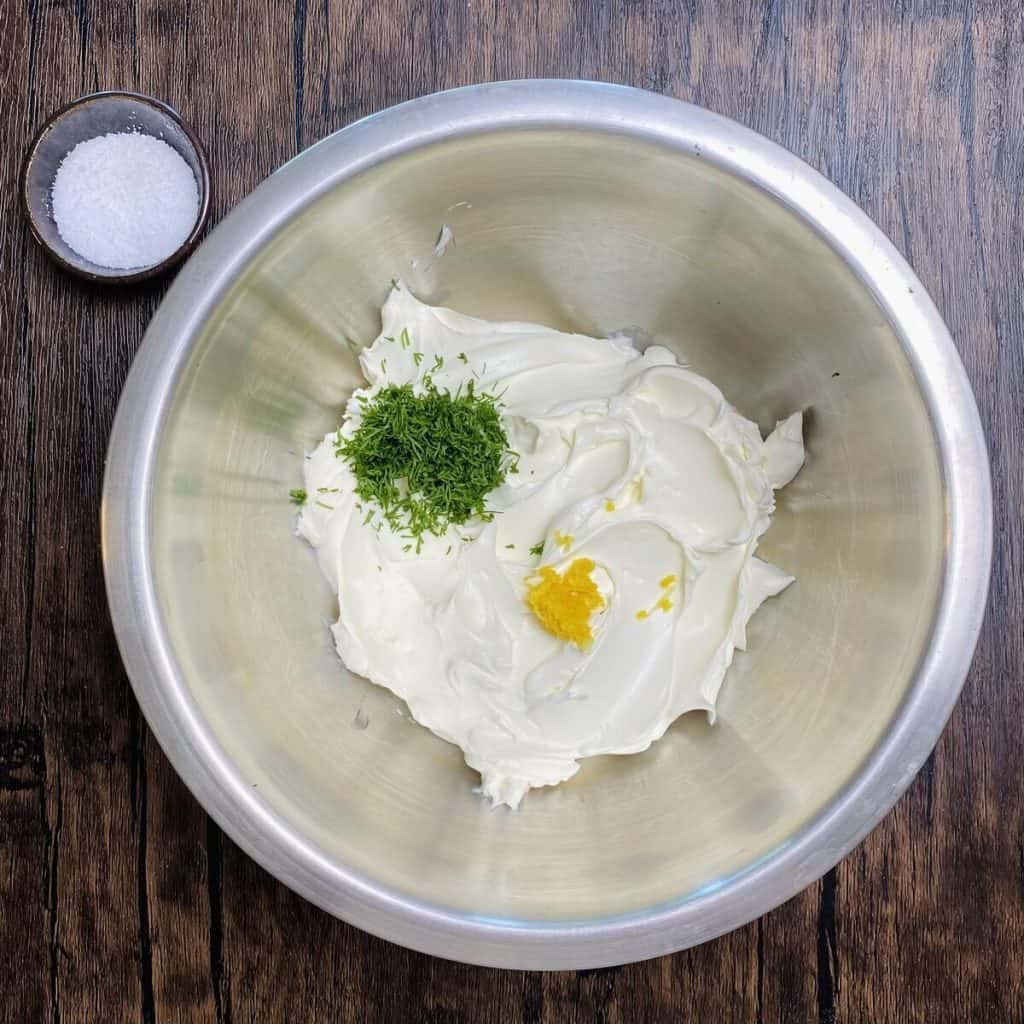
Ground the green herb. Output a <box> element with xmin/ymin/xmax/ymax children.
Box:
<box><xmin>315</xmin><ymin>500</ymin><xmax>334</xmax><ymax>510</ymax></box>
<box><xmin>289</xmin><ymin>488</ymin><xmax>307</xmax><ymax>506</ymax></box>
<box><xmin>529</xmin><ymin>541</ymin><xmax>544</xmax><ymax>556</ymax></box>
<box><xmin>458</xmin><ymin>352</ymin><xmax>468</xmax><ymax>364</ymax></box>
<box><xmin>413</xmin><ymin>351</ymin><xmax>424</xmax><ymax>366</ymax></box>
<box><xmin>399</xmin><ymin>328</ymin><xmax>411</xmax><ymax>349</ymax></box>
<box><xmin>317</xmin><ymin>486</ymin><xmax>340</xmax><ymax>494</ymax></box>
<box><xmin>431</xmin><ymin>354</ymin><xmax>444</xmax><ymax>373</ymax></box>
<box><xmin>335</xmin><ymin>380</ymin><xmax>516</xmax><ymax>542</ymax></box>
<box><xmin>505</xmin><ymin>543</ymin><xmax>515</xmax><ymax>549</ymax></box>
<box><xmin>380</xmin><ymin>358</ymin><xmax>387</xmax><ymax>374</ymax></box>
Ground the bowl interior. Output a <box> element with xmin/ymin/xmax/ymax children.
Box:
<box><xmin>22</xmin><ymin>93</ymin><xmax>208</xmax><ymax>281</ymax></box>
<box><xmin>150</xmin><ymin>128</ymin><xmax>944</xmax><ymax>921</ymax></box>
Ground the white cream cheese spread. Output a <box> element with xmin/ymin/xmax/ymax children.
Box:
<box><xmin>297</xmin><ymin>286</ymin><xmax>804</xmax><ymax>807</ymax></box>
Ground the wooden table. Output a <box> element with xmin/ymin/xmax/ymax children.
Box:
<box><xmin>2</xmin><ymin>2</ymin><xmax>1021</xmax><ymax>1020</ymax></box>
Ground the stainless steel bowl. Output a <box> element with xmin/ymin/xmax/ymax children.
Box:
<box><xmin>102</xmin><ymin>81</ymin><xmax>991</xmax><ymax>969</ymax></box>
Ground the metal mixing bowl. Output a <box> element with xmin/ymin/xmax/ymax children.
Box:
<box><xmin>102</xmin><ymin>81</ymin><xmax>991</xmax><ymax>969</ymax></box>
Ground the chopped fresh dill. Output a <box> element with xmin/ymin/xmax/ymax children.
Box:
<box><xmin>362</xmin><ymin>508</ymin><xmax>374</xmax><ymax>525</ymax></box>
<box><xmin>413</xmin><ymin>351</ymin><xmax>424</xmax><ymax>366</ymax></box>
<box><xmin>457</xmin><ymin>352</ymin><xmax>468</xmax><ymax>363</ymax></box>
<box><xmin>431</xmin><ymin>353</ymin><xmax>444</xmax><ymax>373</ymax></box>
<box><xmin>317</xmin><ymin>486</ymin><xmax>340</xmax><ymax>494</ymax></box>
<box><xmin>505</xmin><ymin>543</ymin><xmax>515</xmax><ymax>549</ymax></box>
<box><xmin>335</xmin><ymin>380</ymin><xmax>516</xmax><ymax>542</ymax></box>
<box><xmin>399</xmin><ymin>328</ymin><xmax>411</xmax><ymax>349</ymax></box>
<box><xmin>529</xmin><ymin>541</ymin><xmax>544</xmax><ymax>556</ymax></box>
<box><xmin>446</xmin><ymin>545</ymin><xmax>452</xmax><ymax>555</ymax></box>
<box><xmin>289</xmin><ymin>488</ymin><xmax>307</xmax><ymax>506</ymax></box>
<box><xmin>380</xmin><ymin>358</ymin><xmax>387</xmax><ymax>373</ymax></box>
<box><xmin>315</xmin><ymin>500</ymin><xmax>334</xmax><ymax>510</ymax></box>
<box><xmin>384</xmin><ymin>335</ymin><xmax>395</xmax><ymax>343</ymax></box>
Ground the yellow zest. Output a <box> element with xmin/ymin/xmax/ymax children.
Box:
<box><xmin>636</xmin><ymin>574</ymin><xmax>679</xmax><ymax>621</ymax></box>
<box><xmin>553</xmin><ymin>530</ymin><xmax>574</xmax><ymax>551</ymax></box>
<box><xmin>526</xmin><ymin>558</ymin><xmax>604</xmax><ymax>648</ymax></box>
<box><xmin>604</xmin><ymin>500</ymin><xmax>616</xmax><ymax>512</ymax></box>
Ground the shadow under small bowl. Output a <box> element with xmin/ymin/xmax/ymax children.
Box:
<box><xmin>20</xmin><ymin>91</ymin><xmax>212</xmax><ymax>284</ymax></box>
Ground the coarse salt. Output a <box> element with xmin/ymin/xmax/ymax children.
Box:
<box><xmin>51</xmin><ymin>131</ymin><xmax>199</xmax><ymax>270</ymax></box>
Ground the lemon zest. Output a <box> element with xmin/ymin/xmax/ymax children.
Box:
<box><xmin>604</xmin><ymin>500</ymin><xmax>616</xmax><ymax>512</ymax></box>
<box><xmin>553</xmin><ymin>530</ymin><xmax>574</xmax><ymax>551</ymax></box>
<box><xmin>635</xmin><ymin>575</ymin><xmax>679</xmax><ymax>621</ymax></box>
<box><xmin>526</xmin><ymin>558</ymin><xmax>604</xmax><ymax>648</ymax></box>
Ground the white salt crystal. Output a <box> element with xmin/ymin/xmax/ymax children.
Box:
<box><xmin>51</xmin><ymin>132</ymin><xmax>200</xmax><ymax>270</ymax></box>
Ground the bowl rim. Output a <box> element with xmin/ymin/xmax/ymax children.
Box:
<box><xmin>20</xmin><ymin>90</ymin><xmax>213</xmax><ymax>284</ymax></box>
<box><xmin>101</xmin><ymin>79</ymin><xmax>992</xmax><ymax>969</ymax></box>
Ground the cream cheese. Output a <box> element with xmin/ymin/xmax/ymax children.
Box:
<box><xmin>298</xmin><ymin>286</ymin><xmax>804</xmax><ymax>807</ymax></box>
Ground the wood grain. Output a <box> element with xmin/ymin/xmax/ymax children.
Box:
<box><xmin>1</xmin><ymin>1</ymin><xmax>1021</xmax><ymax>1021</ymax></box>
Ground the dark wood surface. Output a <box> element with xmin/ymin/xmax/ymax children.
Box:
<box><xmin>2</xmin><ymin>2</ymin><xmax>1021</xmax><ymax>1021</ymax></box>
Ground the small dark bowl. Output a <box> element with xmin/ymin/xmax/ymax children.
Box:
<box><xmin>20</xmin><ymin>91</ymin><xmax>212</xmax><ymax>284</ymax></box>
